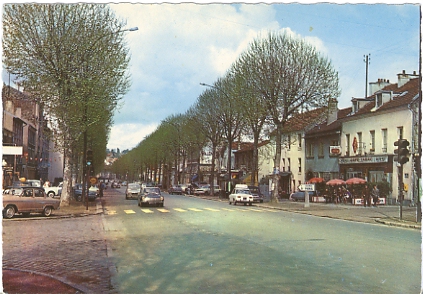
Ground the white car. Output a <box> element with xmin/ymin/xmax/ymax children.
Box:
<box><xmin>228</xmin><ymin>188</ymin><xmax>254</xmax><ymax>206</ymax></box>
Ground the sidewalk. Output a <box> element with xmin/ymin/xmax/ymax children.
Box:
<box><xmin>3</xmin><ymin>191</ymin><xmax>420</xmax><ymax>293</ymax></box>
<box><xmin>186</xmin><ymin>194</ymin><xmax>422</xmax><ymax>230</ymax></box>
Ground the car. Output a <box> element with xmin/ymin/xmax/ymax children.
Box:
<box><xmin>27</xmin><ymin>179</ymin><xmax>42</xmax><ymax>187</ymax></box>
<box><xmin>73</xmin><ymin>184</ymin><xmax>98</xmax><ymax>201</ymax></box>
<box><xmin>45</xmin><ymin>182</ymin><xmax>63</xmax><ymax>198</ymax></box>
<box><xmin>138</xmin><ymin>187</ymin><xmax>164</xmax><ymax>207</ymax></box>
<box><xmin>2</xmin><ymin>186</ymin><xmax>61</xmax><ymax>218</ymax></box>
<box><xmin>289</xmin><ymin>190</ymin><xmax>319</xmax><ymax>202</ymax></box>
<box><xmin>126</xmin><ymin>183</ymin><xmax>141</xmax><ymax>199</ymax></box>
<box><xmin>111</xmin><ymin>181</ymin><xmax>121</xmax><ymax>188</ymax></box>
<box><xmin>194</xmin><ymin>184</ymin><xmax>211</xmax><ymax>196</ymax></box>
<box><xmin>169</xmin><ymin>185</ymin><xmax>184</xmax><ymax>195</ymax></box>
<box><xmin>228</xmin><ymin>187</ymin><xmax>254</xmax><ymax>206</ymax></box>
<box><xmin>248</xmin><ymin>185</ymin><xmax>264</xmax><ymax>203</ymax></box>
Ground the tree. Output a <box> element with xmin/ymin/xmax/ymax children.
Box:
<box><xmin>189</xmin><ymin>89</ymin><xmax>225</xmax><ymax>195</ymax></box>
<box><xmin>234</xmin><ymin>31</ymin><xmax>340</xmax><ymax>202</ymax></box>
<box><xmin>3</xmin><ymin>4</ymin><xmax>132</xmax><ymax>205</ymax></box>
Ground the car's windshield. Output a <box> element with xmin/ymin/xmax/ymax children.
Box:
<box><xmin>236</xmin><ymin>189</ymin><xmax>251</xmax><ymax>194</ymax></box>
<box><xmin>145</xmin><ymin>187</ymin><xmax>160</xmax><ymax>193</ymax></box>
<box><xmin>128</xmin><ymin>184</ymin><xmax>140</xmax><ymax>189</ymax></box>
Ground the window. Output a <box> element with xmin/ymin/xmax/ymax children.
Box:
<box><xmin>297</xmin><ymin>133</ymin><xmax>302</xmax><ymax>149</ymax></box>
<box><xmin>397</xmin><ymin>127</ymin><xmax>403</xmax><ymax>139</ymax></box>
<box><xmin>370</xmin><ymin>130</ymin><xmax>375</xmax><ymax>152</ymax></box>
<box><xmin>318</xmin><ymin>142</ymin><xmax>324</xmax><ymax>157</ymax></box>
<box><xmin>346</xmin><ymin>134</ymin><xmax>350</xmax><ymax>156</ymax></box>
<box><xmin>306</xmin><ymin>142</ymin><xmax>314</xmax><ymax>158</ymax></box>
<box><xmin>287</xmin><ymin>158</ymin><xmax>291</xmax><ymax>172</ymax></box>
<box><xmin>381</xmin><ymin>129</ymin><xmax>387</xmax><ymax>153</ymax></box>
<box><xmin>287</xmin><ymin>135</ymin><xmax>291</xmax><ymax>150</ymax></box>
<box><xmin>282</xmin><ymin>158</ymin><xmax>285</xmax><ymax>172</ymax></box>
<box><xmin>298</xmin><ymin>158</ymin><xmax>302</xmax><ymax>174</ymax></box>
<box><xmin>376</xmin><ymin>94</ymin><xmax>382</xmax><ymax>107</ymax></box>
<box><xmin>357</xmin><ymin>132</ymin><xmax>363</xmax><ymax>155</ymax></box>
<box><xmin>34</xmin><ymin>189</ymin><xmax>43</xmax><ymax>197</ymax></box>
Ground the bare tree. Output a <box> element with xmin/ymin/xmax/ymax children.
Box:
<box><xmin>234</xmin><ymin>31</ymin><xmax>340</xmax><ymax>202</ymax></box>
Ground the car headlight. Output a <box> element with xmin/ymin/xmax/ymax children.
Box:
<box><xmin>160</xmin><ymin>196</ymin><xmax>164</xmax><ymax>201</ymax></box>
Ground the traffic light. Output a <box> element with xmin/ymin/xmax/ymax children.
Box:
<box><xmin>86</xmin><ymin>149</ymin><xmax>93</xmax><ymax>166</ymax></box>
<box><xmin>394</xmin><ymin>139</ymin><xmax>410</xmax><ymax>165</ymax></box>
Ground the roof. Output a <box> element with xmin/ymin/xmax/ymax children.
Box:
<box><xmin>353</xmin><ymin>77</ymin><xmax>419</xmax><ymax>116</ymax></box>
<box><xmin>234</xmin><ymin>140</ymin><xmax>271</xmax><ymax>153</ymax></box>
<box><xmin>282</xmin><ymin>107</ymin><xmax>327</xmax><ymax>133</ymax></box>
<box><xmin>305</xmin><ymin>107</ymin><xmax>352</xmax><ymax>137</ymax></box>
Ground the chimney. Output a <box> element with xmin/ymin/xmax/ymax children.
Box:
<box><xmin>327</xmin><ymin>98</ymin><xmax>338</xmax><ymax>125</ymax></box>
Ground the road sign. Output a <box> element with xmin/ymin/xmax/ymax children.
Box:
<box><xmin>299</xmin><ymin>183</ymin><xmax>315</xmax><ymax>192</ymax></box>
<box><xmin>90</xmin><ymin>177</ymin><xmax>98</xmax><ymax>185</ymax></box>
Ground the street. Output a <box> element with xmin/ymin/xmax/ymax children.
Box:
<box><xmin>103</xmin><ymin>188</ymin><xmax>421</xmax><ymax>293</ymax></box>
<box><xmin>2</xmin><ymin>187</ymin><xmax>421</xmax><ymax>293</ymax></box>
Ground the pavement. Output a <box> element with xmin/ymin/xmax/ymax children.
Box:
<box><xmin>2</xmin><ymin>189</ymin><xmax>421</xmax><ymax>293</ymax></box>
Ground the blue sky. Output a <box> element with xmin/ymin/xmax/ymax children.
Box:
<box><xmin>2</xmin><ymin>3</ymin><xmax>420</xmax><ymax>151</ymax></box>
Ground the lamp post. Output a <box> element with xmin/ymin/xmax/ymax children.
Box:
<box><xmin>82</xmin><ymin>26</ymin><xmax>138</xmax><ymax>209</ymax></box>
<box><xmin>200</xmin><ymin>82</ymin><xmax>233</xmax><ymax>196</ymax></box>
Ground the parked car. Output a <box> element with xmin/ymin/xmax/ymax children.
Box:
<box><xmin>228</xmin><ymin>187</ymin><xmax>254</xmax><ymax>206</ymax></box>
<box><xmin>289</xmin><ymin>190</ymin><xmax>319</xmax><ymax>202</ymax></box>
<box><xmin>138</xmin><ymin>187</ymin><xmax>163</xmax><ymax>207</ymax></box>
<box><xmin>73</xmin><ymin>184</ymin><xmax>97</xmax><ymax>201</ymax></box>
<box><xmin>126</xmin><ymin>183</ymin><xmax>141</xmax><ymax>199</ymax></box>
<box><xmin>169</xmin><ymin>185</ymin><xmax>183</xmax><ymax>195</ymax></box>
<box><xmin>2</xmin><ymin>186</ymin><xmax>61</xmax><ymax>218</ymax></box>
<box><xmin>179</xmin><ymin>184</ymin><xmax>190</xmax><ymax>194</ymax></box>
<box><xmin>194</xmin><ymin>184</ymin><xmax>211</xmax><ymax>196</ymax></box>
<box><xmin>27</xmin><ymin>179</ymin><xmax>42</xmax><ymax>187</ymax></box>
<box><xmin>248</xmin><ymin>185</ymin><xmax>264</xmax><ymax>203</ymax></box>
<box><xmin>45</xmin><ymin>182</ymin><xmax>63</xmax><ymax>198</ymax></box>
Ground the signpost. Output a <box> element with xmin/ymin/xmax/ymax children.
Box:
<box><xmin>299</xmin><ymin>183</ymin><xmax>315</xmax><ymax>208</ymax></box>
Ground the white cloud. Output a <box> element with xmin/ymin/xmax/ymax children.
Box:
<box><xmin>107</xmin><ymin>123</ymin><xmax>158</xmax><ymax>151</ymax></box>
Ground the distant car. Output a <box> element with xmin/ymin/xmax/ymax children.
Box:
<box><xmin>138</xmin><ymin>187</ymin><xmax>164</xmax><ymax>207</ymax></box>
<box><xmin>126</xmin><ymin>183</ymin><xmax>141</xmax><ymax>199</ymax></box>
<box><xmin>194</xmin><ymin>184</ymin><xmax>211</xmax><ymax>196</ymax></box>
<box><xmin>248</xmin><ymin>185</ymin><xmax>264</xmax><ymax>203</ymax></box>
<box><xmin>169</xmin><ymin>185</ymin><xmax>183</xmax><ymax>195</ymax></box>
<box><xmin>111</xmin><ymin>182</ymin><xmax>121</xmax><ymax>188</ymax></box>
<box><xmin>27</xmin><ymin>179</ymin><xmax>42</xmax><ymax>187</ymax></box>
<box><xmin>2</xmin><ymin>186</ymin><xmax>61</xmax><ymax>218</ymax></box>
<box><xmin>179</xmin><ymin>184</ymin><xmax>190</xmax><ymax>194</ymax></box>
<box><xmin>228</xmin><ymin>187</ymin><xmax>254</xmax><ymax>206</ymax></box>
<box><xmin>73</xmin><ymin>184</ymin><xmax>97</xmax><ymax>202</ymax></box>
<box><xmin>289</xmin><ymin>191</ymin><xmax>319</xmax><ymax>202</ymax></box>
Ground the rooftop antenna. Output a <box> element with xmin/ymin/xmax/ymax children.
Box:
<box><xmin>363</xmin><ymin>53</ymin><xmax>371</xmax><ymax>98</ymax></box>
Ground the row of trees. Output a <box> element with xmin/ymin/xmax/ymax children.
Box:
<box><xmin>113</xmin><ymin>31</ymin><xmax>341</xmax><ymax>202</ymax></box>
<box><xmin>3</xmin><ymin>4</ymin><xmax>133</xmax><ymax>205</ymax></box>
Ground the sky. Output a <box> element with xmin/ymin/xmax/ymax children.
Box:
<box><xmin>2</xmin><ymin>3</ymin><xmax>420</xmax><ymax>152</ymax></box>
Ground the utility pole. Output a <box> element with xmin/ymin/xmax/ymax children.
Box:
<box><xmin>363</xmin><ymin>53</ymin><xmax>371</xmax><ymax>98</ymax></box>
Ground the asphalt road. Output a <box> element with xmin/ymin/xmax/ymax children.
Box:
<box><xmin>103</xmin><ymin>189</ymin><xmax>421</xmax><ymax>294</ymax></box>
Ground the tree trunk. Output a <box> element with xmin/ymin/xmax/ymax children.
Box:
<box><xmin>271</xmin><ymin>123</ymin><xmax>282</xmax><ymax>203</ymax></box>
<box><xmin>60</xmin><ymin>151</ymin><xmax>72</xmax><ymax>207</ymax></box>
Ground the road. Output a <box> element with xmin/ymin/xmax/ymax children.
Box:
<box><xmin>103</xmin><ymin>188</ymin><xmax>421</xmax><ymax>294</ymax></box>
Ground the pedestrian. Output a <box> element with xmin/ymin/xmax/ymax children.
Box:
<box><xmin>363</xmin><ymin>185</ymin><xmax>371</xmax><ymax>207</ymax></box>
<box><xmin>100</xmin><ymin>181</ymin><xmax>105</xmax><ymax>198</ymax></box>
<box><xmin>371</xmin><ymin>185</ymin><xmax>380</xmax><ymax>207</ymax></box>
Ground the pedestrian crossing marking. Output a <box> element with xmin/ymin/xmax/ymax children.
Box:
<box><xmin>157</xmin><ymin>208</ymin><xmax>170</xmax><ymax>213</ymax></box>
<box><xmin>188</xmin><ymin>208</ymin><xmax>203</xmax><ymax>212</ymax></box>
<box><xmin>106</xmin><ymin>210</ymin><xmax>117</xmax><ymax>215</ymax></box>
<box><xmin>141</xmin><ymin>209</ymin><xmax>154</xmax><ymax>214</ymax></box>
<box><xmin>204</xmin><ymin>208</ymin><xmax>220</xmax><ymax>212</ymax></box>
<box><xmin>249</xmin><ymin>208</ymin><xmax>264</xmax><ymax>212</ymax></box>
<box><xmin>174</xmin><ymin>208</ymin><xmax>187</xmax><ymax>212</ymax></box>
<box><xmin>124</xmin><ymin>210</ymin><xmax>136</xmax><ymax>214</ymax></box>
<box><xmin>221</xmin><ymin>208</ymin><xmax>236</xmax><ymax>212</ymax></box>
<box><xmin>260</xmin><ymin>209</ymin><xmax>278</xmax><ymax>212</ymax></box>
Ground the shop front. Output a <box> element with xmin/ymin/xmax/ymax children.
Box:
<box><xmin>339</xmin><ymin>154</ymin><xmax>393</xmax><ymax>205</ymax></box>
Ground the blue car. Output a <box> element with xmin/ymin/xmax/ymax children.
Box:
<box><xmin>289</xmin><ymin>191</ymin><xmax>319</xmax><ymax>202</ymax></box>
<box><xmin>73</xmin><ymin>184</ymin><xmax>97</xmax><ymax>201</ymax></box>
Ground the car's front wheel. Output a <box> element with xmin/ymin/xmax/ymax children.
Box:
<box><xmin>47</xmin><ymin>191</ymin><xmax>55</xmax><ymax>198</ymax></box>
<box><xmin>43</xmin><ymin>206</ymin><xmax>53</xmax><ymax>217</ymax></box>
<box><xmin>4</xmin><ymin>206</ymin><xmax>16</xmax><ymax>219</ymax></box>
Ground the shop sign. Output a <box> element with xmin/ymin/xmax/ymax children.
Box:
<box><xmin>330</xmin><ymin>146</ymin><xmax>341</xmax><ymax>155</ymax></box>
<box><xmin>339</xmin><ymin>155</ymin><xmax>388</xmax><ymax>164</ymax></box>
